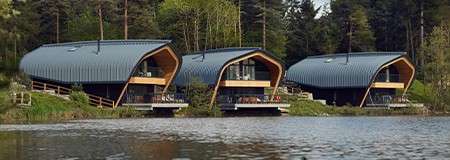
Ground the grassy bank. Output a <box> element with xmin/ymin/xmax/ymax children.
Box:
<box><xmin>288</xmin><ymin>100</ymin><xmax>427</xmax><ymax>116</ymax></box>
<box><xmin>0</xmin><ymin>91</ymin><xmax>142</xmax><ymax>123</ymax></box>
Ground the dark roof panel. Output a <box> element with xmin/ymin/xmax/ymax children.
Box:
<box><xmin>19</xmin><ymin>40</ymin><xmax>170</xmax><ymax>84</ymax></box>
<box><xmin>286</xmin><ymin>52</ymin><xmax>408</xmax><ymax>88</ymax></box>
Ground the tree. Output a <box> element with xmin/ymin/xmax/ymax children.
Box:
<box><xmin>124</xmin><ymin>0</ymin><xmax>128</xmax><ymax>39</ymax></box>
<box><xmin>330</xmin><ymin>0</ymin><xmax>375</xmax><ymax>52</ymax></box>
<box><xmin>123</xmin><ymin>0</ymin><xmax>162</xmax><ymax>39</ymax></box>
<box><xmin>420</xmin><ymin>23</ymin><xmax>450</xmax><ymax>111</ymax></box>
<box><xmin>66</xmin><ymin>9</ymin><xmax>120</xmax><ymax>41</ymax></box>
<box><xmin>35</xmin><ymin>0</ymin><xmax>69</xmax><ymax>44</ymax></box>
<box><xmin>180</xmin><ymin>77</ymin><xmax>220</xmax><ymax>117</ymax></box>
<box><xmin>158</xmin><ymin>0</ymin><xmax>239</xmax><ymax>53</ymax></box>
<box><xmin>0</xmin><ymin>0</ymin><xmax>14</xmax><ymax>20</ymax></box>
<box><xmin>285</xmin><ymin>0</ymin><xmax>321</xmax><ymax>65</ymax></box>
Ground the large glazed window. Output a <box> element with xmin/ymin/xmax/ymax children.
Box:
<box><xmin>223</xmin><ymin>58</ymin><xmax>270</xmax><ymax>81</ymax></box>
<box><xmin>133</xmin><ymin>57</ymin><xmax>164</xmax><ymax>78</ymax></box>
<box><xmin>374</xmin><ymin>66</ymin><xmax>400</xmax><ymax>82</ymax></box>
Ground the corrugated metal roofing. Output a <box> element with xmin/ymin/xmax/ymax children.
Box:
<box><xmin>174</xmin><ymin>48</ymin><xmax>282</xmax><ymax>86</ymax></box>
<box><xmin>19</xmin><ymin>40</ymin><xmax>171</xmax><ymax>84</ymax></box>
<box><xmin>286</xmin><ymin>52</ymin><xmax>408</xmax><ymax>88</ymax></box>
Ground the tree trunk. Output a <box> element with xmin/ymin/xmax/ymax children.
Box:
<box><xmin>98</xmin><ymin>3</ymin><xmax>104</xmax><ymax>40</ymax></box>
<box><xmin>124</xmin><ymin>0</ymin><xmax>128</xmax><ymax>40</ymax></box>
<box><xmin>183</xmin><ymin>22</ymin><xmax>190</xmax><ymax>52</ymax></box>
<box><xmin>409</xmin><ymin>19</ymin><xmax>415</xmax><ymax>63</ymax></box>
<box><xmin>262</xmin><ymin>0</ymin><xmax>266</xmax><ymax>49</ymax></box>
<box><xmin>194</xmin><ymin>14</ymin><xmax>200</xmax><ymax>51</ymax></box>
<box><xmin>238</xmin><ymin>0</ymin><xmax>242</xmax><ymax>47</ymax></box>
<box><xmin>348</xmin><ymin>19</ymin><xmax>352</xmax><ymax>53</ymax></box>
<box><xmin>56</xmin><ymin>11</ymin><xmax>60</xmax><ymax>43</ymax></box>
<box><xmin>205</xmin><ymin>13</ymin><xmax>210</xmax><ymax>51</ymax></box>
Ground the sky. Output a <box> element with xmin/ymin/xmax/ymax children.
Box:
<box><xmin>312</xmin><ymin>0</ymin><xmax>331</xmax><ymax>17</ymax></box>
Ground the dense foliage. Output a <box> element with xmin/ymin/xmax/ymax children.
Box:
<box><xmin>177</xmin><ymin>78</ymin><xmax>222</xmax><ymax>117</ymax></box>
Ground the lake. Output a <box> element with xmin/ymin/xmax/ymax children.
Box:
<box><xmin>0</xmin><ymin>117</ymin><xmax>449</xmax><ymax>159</ymax></box>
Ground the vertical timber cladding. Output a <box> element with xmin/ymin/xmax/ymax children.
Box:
<box><xmin>359</xmin><ymin>57</ymin><xmax>415</xmax><ymax>107</ymax></box>
<box><xmin>209</xmin><ymin>51</ymin><xmax>284</xmax><ymax>107</ymax></box>
<box><xmin>115</xmin><ymin>46</ymin><xmax>180</xmax><ymax>108</ymax></box>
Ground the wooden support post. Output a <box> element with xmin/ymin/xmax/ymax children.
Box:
<box><xmin>112</xmin><ymin>101</ymin><xmax>115</xmax><ymax>108</ymax></box>
<box><xmin>31</xmin><ymin>81</ymin><xmax>34</xmax><ymax>90</ymax></box>
<box><xmin>20</xmin><ymin>92</ymin><xmax>23</xmax><ymax>104</ymax></box>
<box><xmin>12</xmin><ymin>92</ymin><xmax>16</xmax><ymax>104</ymax></box>
<box><xmin>43</xmin><ymin>83</ymin><xmax>47</xmax><ymax>90</ymax></box>
<box><xmin>99</xmin><ymin>98</ymin><xmax>102</xmax><ymax>107</ymax></box>
<box><xmin>57</xmin><ymin>86</ymin><xmax>60</xmax><ymax>95</ymax></box>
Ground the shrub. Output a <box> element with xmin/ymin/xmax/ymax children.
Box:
<box><xmin>69</xmin><ymin>91</ymin><xmax>90</xmax><ymax>105</ymax></box>
<box><xmin>407</xmin><ymin>80</ymin><xmax>433</xmax><ymax>104</ymax></box>
<box><xmin>177</xmin><ymin>77</ymin><xmax>222</xmax><ymax>117</ymax></box>
<box><xmin>0</xmin><ymin>73</ymin><xmax>10</xmax><ymax>88</ymax></box>
<box><xmin>71</xmin><ymin>83</ymin><xmax>83</xmax><ymax>92</ymax></box>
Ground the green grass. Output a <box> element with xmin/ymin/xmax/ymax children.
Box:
<box><xmin>288</xmin><ymin>99</ymin><xmax>425</xmax><ymax>116</ymax></box>
<box><xmin>0</xmin><ymin>92</ymin><xmax>142</xmax><ymax>123</ymax></box>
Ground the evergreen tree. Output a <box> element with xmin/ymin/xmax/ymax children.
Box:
<box><xmin>285</xmin><ymin>0</ymin><xmax>320</xmax><ymax>65</ymax></box>
<box><xmin>124</xmin><ymin>0</ymin><xmax>162</xmax><ymax>39</ymax></box>
<box><xmin>36</xmin><ymin>0</ymin><xmax>69</xmax><ymax>43</ymax></box>
<box><xmin>330</xmin><ymin>0</ymin><xmax>375</xmax><ymax>52</ymax></box>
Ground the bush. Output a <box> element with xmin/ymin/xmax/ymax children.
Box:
<box><xmin>0</xmin><ymin>73</ymin><xmax>10</xmax><ymax>88</ymax></box>
<box><xmin>176</xmin><ymin>77</ymin><xmax>222</xmax><ymax>117</ymax></box>
<box><xmin>407</xmin><ymin>80</ymin><xmax>433</xmax><ymax>104</ymax></box>
<box><xmin>69</xmin><ymin>91</ymin><xmax>90</xmax><ymax>105</ymax></box>
<box><xmin>71</xmin><ymin>84</ymin><xmax>83</xmax><ymax>92</ymax></box>
<box><xmin>288</xmin><ymin>99</ymin><xmax>332</xmax><ymax>116</ymax></box>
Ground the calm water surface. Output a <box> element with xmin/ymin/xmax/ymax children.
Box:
<box><xmin>0</xmin><ymin>117</ymin><xmax>449</xmax><ymax>159</ymax></box>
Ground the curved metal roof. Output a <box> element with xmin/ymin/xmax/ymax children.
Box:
<box><xmin>19</xmin><ymin>40</ymin><xmax>173</xmax><ymax>84</ymax></box>
<box><xmin>174</xmin><ymin>48</ymin><xmax>283</xmax><ymax>86</ymax></box>
<box><xmin>286</xmin><ymin>52</ymin><xmax>409</xmax><ymax>88</ymax></box>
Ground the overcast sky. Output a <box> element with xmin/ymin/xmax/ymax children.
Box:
<box><xmin>312</xmin><ymin>0</ymin><xmax>331</xmax><ymax>17</ymax></box>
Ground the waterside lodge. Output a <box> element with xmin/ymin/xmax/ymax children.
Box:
<box><xmin>19</xmin><ymin>40</ymin><xmax>188</xmax><ymax>110</ymax></box>
<box><xmin>286</xmin><ymin>52</ymin><xmax>415</xmax><ymax>107</ymax></box>
<box><xmin>174</xmin><ymin>48</ymin><xmax>290</xmax><ymax>111</ymax></box>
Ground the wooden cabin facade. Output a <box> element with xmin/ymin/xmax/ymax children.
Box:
<box><xmin>20</xmin><ymin>40</ymin><xmax>187</xmax><ymax>110</ymax></box>
<box><xmin>174</xmin><ymin>48</ymin><xmax>289</xmax><ymax>111</ymax></box>
<box><xmin>286</xmin><ymin>52</ymin><xmax>415</xmax><ymax>107</ymax></box>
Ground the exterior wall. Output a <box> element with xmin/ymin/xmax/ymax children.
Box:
<box><xmin>83</xmin><ymin>84</ymin><xmax>125</xmax><ymax>102</ymax></box>
<box><xmin>301</xmin><ymin>85</ymin><xmax>366</xmax><ymax>106</ymax></box>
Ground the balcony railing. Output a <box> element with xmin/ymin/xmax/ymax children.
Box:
<box><xmin>133</xmin><ymin>67</ymin><xmax>164</xmax><ymax>78</ymax></box>
<box><xmin>375</xmin><ymin>74</ymin><xmax>400</xmax><ymax>82</ymax></box>
<box><xmin>366</xmin><ymin>94</ymin><xmax>409</xmax><ymax>105</ymax></box>
<box><xmin>124</xmin><ymin>93</ymin><xmax>188</xmax><ymax>104</ymax></box>
<box><xmin>223</xmin><ymin>71</ymin><xmax>271</xmax><ymax>81</ymax></box>
<box><xmin>216</xmin><ymin>94</ymin><xmax>287</xmax><ymax>104</ymax></box>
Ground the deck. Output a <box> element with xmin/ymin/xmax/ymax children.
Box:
<box><xmin>219</xmin><ymin>103</ymin><xmax>290</xmax><ymax>111</ymax></box>
<box><xmin>122</xmin><ymin>103</ymin><xmax>189</xmax><ymax>111</ymax></box>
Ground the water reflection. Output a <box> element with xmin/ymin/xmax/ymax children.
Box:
<box><xmin>0</xmin><ymin>117</ymin><xmax>449</xmax><ymax>159</ymax></box>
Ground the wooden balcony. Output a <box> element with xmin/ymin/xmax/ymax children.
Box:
<box><xmin>372</xmin><ymin>82</ymin><xmax>405</xmax><ymax>89</ymax></box>
<box><xmin>129</xmin><ymin>77</ymin><xmax>166</xmax><ymax>85</ymax></box>
<box><xmin>219</xmin><ymin>80</ymin><xmax>271</xmax><ymax>87</ymax></box>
